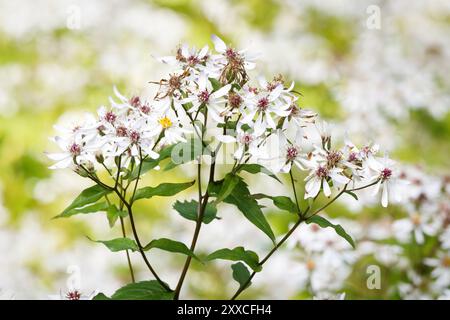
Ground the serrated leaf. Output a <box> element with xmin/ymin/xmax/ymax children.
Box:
<box><xmin>54</xmin><ymin>201</ymin><xmax>109</xmax><ymax>219</ymax></box>
<box><xmin>173</xmin><ymin>200</ymin><xmax>218</xmax><ymax>224</ymax></box>
<box><xmin>237</xmin><ymin>164</ymin><xmax>281</xmax><ymax>183</ymax></box>
<box><xmin>132</xmin><ymin>181</ymin><xmax>195</xmax><ymax>202</ymax></box>
<box><xmin>143</xmin><ymin>238</ymin><xmax>200</xmax><ymax>261</ymax></box>
<box><xmin>60</xmin><ymin>185</ymin><xmax>111</xmax><ymax>217</ymax></box>
<box><xmin>111</xmin><ymin>281</ymin><xmax>173</xmax><ymax>300</ymax></box>
<box><xmin>306</xmin><ymin>215</ymin><xmax>355</xmax><ymax>248</ymax></box>
<box><xmin>92</xmin><ymin>237</ymin><xmax>139</xmax><ymax>252</ymax></box>
<box><xmin>206</xmin><ymin>246</ymin><xmax>261</xmax><ymax>271</ymax></box>
<box><xmin>231</xmin><ymin>262</ymin><xmax>252</xmax><ymax>290</ymax></box>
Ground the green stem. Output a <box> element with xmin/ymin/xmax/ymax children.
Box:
<box><xmin>289</xmin><ymin>170</ymin><xmax>301</xmax><ymax>216</ymax></box>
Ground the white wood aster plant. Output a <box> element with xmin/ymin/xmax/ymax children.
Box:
<box><xmin>47</xmin><ymin>35</ymin><xmax>398</xmax><ymax>300</ymax></box>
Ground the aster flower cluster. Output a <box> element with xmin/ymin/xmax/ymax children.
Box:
<box><xmin>46</xmin><ymin>35</ymin><xmax>396</xmax><ymax>300</ymax></box>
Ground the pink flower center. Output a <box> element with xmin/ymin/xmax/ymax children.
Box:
<box><xmin>105</xmin><ymin>111</ymin><xmax>116</xmax><ymax>123</ymax></box>
<box><xmin>316</xmin><ymin>166</ymin><xmax>328</xmax><ymax>178</ymax></box>
<box><xmin>381</xmin><ymin>168</ymin><xmax>392</xmax><ymax>181</ymax></box>
<box><xmin>327</xmin><ymin>150</ymin><xmax>342</xmax><ymax>168</ymax></box>
<box><xmin>240</xmin><ymin>134</ymin><xmax>254</xmax><ymax>145</ymax></box>
<box><xmin>116</xmin><ymin>126</ymin><xmax>128</xmax><ymax>137</ymax></box>
<box><xmin>140</xmin><ymin>104</ymin><xmax>152</xmax><ymax>115</ymax></box>
<box><xmin>69</xmin><ymin>143</ymin><xmax>81</xmax><ymax>156</ymax></box>
<box><xmin>66</xmin><ymin>290</ymin><xmax>81</xmax><ymax>300</ymax></box>
<box><xmin>347</xmin><ymin>152</ymin><xmax>358</xmax><ymax>162</ymax></box>
<box><xmin>129</xmin><ymin>130</ymin><xmax>140</xmax><ymax>143</ymax></box>
<box><xmin>130</xmin><ymin>96</ymin><xmax>141</xmax><ymax>108</ymax></box>
<box><xmin>228</xmin><ymin>93</ymin><xmax>242</xmax><ymax>109</ymax></box>
<box><xmin>286</xmin><ymin>146</ymin><xmax>299</xmax><ymax>161</ymax></box>
<box><xmin>187</xmin><ymin>55</ymin><xmax>199</xmax><ymax>66</ymax></box>
<box><xmin>198</xmin><ymin>90</ymin><xmax>210</xmax><ymax>104</ymax></box>
<box><xmin>225</xmin><ymin>48</ymin><xmax>238</xmax><ymax>59</ymax></box>
<box><xmin>257</xmin><ymin>97</ymin><xmax>269</xmax><ymax>111</ymax></box>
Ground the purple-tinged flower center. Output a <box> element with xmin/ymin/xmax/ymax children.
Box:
<box><xmin>105</xmin><ymin>111</ymin><xmax>116</xmax><ymax>123</ymax></box>
<box><xmin>225</xmin><ymin>48</ymin><xmax>238</xmax><ymax>59</ymax></box>
<box><xmin>286</xmin><ymin>146</ymin><xmax>299</xmax><ymax>161</ymax></box>
<box><xmin>240</xmin><ymin>133</ymin><xmax>254</xmax><ymax>145</ymax></box>
<box><xmin>198</xmin><ymin>90</ymin><xmax>210</xmax><ymax>104</ymax></box>
<box><xmin>381</xmin><ymin>168</ymin><xmax>392</xmax><ymax>181</ymax></box>
<box><xmin>257</xmin><ymin>97</ymin><xmax>269</xmax><ymax>111</ymax></box>
<box><xmin>327</xmin><ymin>150</ymin><xmax>342</xmax><ymax>168</ymax></box>
<box><xmin>140</xmin><ymin>104</ymin><xmax>152</xmax><ymax>115</ymax></box>
<box><xmin>316</xmin><ymin>166</ymin><xmax>329</xmax><ymax>178</ymax></box>
<box><xmin>66</xmin><ymin>290</ymin><xmax>81</xmax><ymax>300</ymax></box>
<box><xmin>129</xmin><ymin>130</ymin><xmax>140</xmax><ymax>143</ymax></box>
<box><xmin>228</xmin><ymin>93</ymin><xmax>242</xmax><ymax>109</ymax></box>
<box><xmin>69</xmin><ymin>143</ymin><xmax>81</xmax><ymax>156</ymax></box>
<box><xmin>347</xmin><ymin>152</ymin><xmax>358</xmax><ymax>162</ymax></box>
<box><xmin>187</xmin><ymin>55</ymin><xmax>199</xmax><ymax>66</ymax></box>
<box><xmin>130</xmin><ymin>96</ymin><xmax>141</xmax><ymax>108</ymax></box>
<box><xmin>116</xmin><ymin>126</ymin><xmax>128</xmax><ymax>137</ymax></box>
<box><xmin>248</xmin><ymin>87</ymin><xmax>259</xmax><ymax>95</ymax></box>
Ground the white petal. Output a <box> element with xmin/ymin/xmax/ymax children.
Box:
<box><xmin>212</xmin><ymin>84</ymin><xmax>231</xmax><ymax>98</ymax></box>
<box><xmin>49</xmin><ymin>157</ymin><xmax>73</xmax><ymax>170</ymax></box>
<box><xmin>157</xmin><ymin>56</ymin><xmax>177</xmax><ymax>65</ymax></box>
<box><xmin>113</xmin><ymin>86</ymin><xmax>128</xmax><ymax>103</ymax></box>
<box><xmin>381</xmin><ymin>183</ymin><xmax>389</xmax><ymax>207</ymax></box>
<box><xmin>217</xmin><ymin>135</ymin><xmax>236</xmax><ymax>143</ymax></box>
<box><xmin>322</xmin><ymin>179</ymin><xmax>331</xmax><ymax>197</ymax></box>
<box><xmin>211</xmin><ymin>34</ymin><xmax>227</xmax><ymax>53</ymax></box>
<box><xmin>46</xmin><ymin>152</ymin><xmax>69</xmax><ymax>161</ymax></box>
<box><xmin>305</xmin><ymin>178</ymin><xmax>320</xmax><ymax>199</ymax></box>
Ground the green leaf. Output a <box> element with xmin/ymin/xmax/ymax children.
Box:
<box><xmin>213</xmin><ymin>173</ymin><xmax>240</xmax><ymax>204</ymax></box>
<box><xmin>217</xmin><ymin>179</ymin><xmax>276</xmax><ymax>242</ymax></box>
<box><xmin>209</xmin><ymin>77</ymin><xmax>222</xmax><ymax>91</ymax></box>
<box><xmin>106</xmin><ymin>205</ymin><xmax>128</xmax><ymax>228</ymax></box>
<box><xmin>345</xmin><ymin>190</ymin><xmax>359</xmax><ymax>201</ymax></box>
<box><xmin>60</xmin><ymin>185</ymin><xmax>112</xmax><ymax>217</ymax></box>
<box><xmin>173</xmin><ymin>200</ymin><xmax>218</xmax><ymax>224</ymax></box>
<box><xmin>92</xmin><ymin>237</ymin><xmax>139</xmax><ymax>252</ymax></box>
<box><xmin>143</xmin><ymin>238</ymin><xmax>200</xmax><ymax>261</ymax></box>
<box><xmin>306</xmin><ymin>215</ymin><xmax>355</xmax><ymax>248</ymax></box>
<box><xmin>164</xmin><ymin>138</ymin><xmax>204</xmax><ymax>171</ymax></box>
<box><xmin>92</xmin><ymin>293</ymin><xmax>111</xmax><ymax>300</ymax></box>
<box><xmin>237</xmin><ymin>164</ymin><xmax>281</xmax><ymax>183</ymax></box>
<box><xmin>128</xmin><ymin>144</ymin><xmax>177</xmax><ymax>180</ymax></box>
<box><xmin>206</xmin><ymin>246</ymin><xmax>261</xmax><ymax>271</ymax></box>
<box><xmin>132</xmin><ymin>181</ymin><xmax>195</xmax><ymax>202</ymax></box>
<box><xmin>231</xmin><ymin>262</ymin><xmax>252</xmax><ymax>290</ymax></box>
<box><xmin>54</xmin><ymin>201</ymin><xmax>109</xmax><ymax>219</ymax></box>
<box><xmin>249</xmin><ymin>194</ymin><xmax>298</xmax><ymax>214</ymax></box>
<box><xmin>272</xmin><ymin>196</ymin><xmax>298</xmax><ymax>213</ymax></box>
<box><xmin>111</xmin><ymin>281</ymin><xmax>173</xmax><ymax>300</ymax></box>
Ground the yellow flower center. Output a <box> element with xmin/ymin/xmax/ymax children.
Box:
<box><xmin>158</xmin><ymin>116</ymin><xmax>172</xmax><ymax>129</ymax></box>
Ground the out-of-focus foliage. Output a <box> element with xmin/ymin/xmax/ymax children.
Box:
<box><xmin>0</xmin><ymin>0</ymin><xmax>449</xmax><ymax>299</ymax></box>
